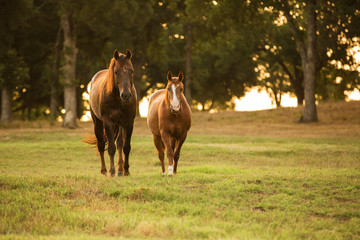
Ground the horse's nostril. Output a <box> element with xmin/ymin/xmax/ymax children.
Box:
<box><xmin>171</xmin><ymin>105</ymin><xmax>180</xmax><ymax>113</ymax></box>
<box><xmin>121</xmin><ymin>92</ymin><xmax>131</xmax><ymax>101</ymax></box>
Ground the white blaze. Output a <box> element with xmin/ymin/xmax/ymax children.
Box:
<box><xmin>171</xmin><ymin>84</ymin><xmax>180</xmax><ymax>109</ymax></box>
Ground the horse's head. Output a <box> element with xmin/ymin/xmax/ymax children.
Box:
<box><xmin>166</xmin><ymin>71</ymin><xmax>184</xmax><ymax>114</ymax></box>
<box><xmin>112</xmin><ymin>49</ymin><xmax>134</xmax><ymax>102</ymax></box>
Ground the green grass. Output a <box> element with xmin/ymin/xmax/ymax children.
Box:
<box><xmin>1</xmin><ymin>128</ymin><xmax>360</xmax><ymax>239</ymax></box>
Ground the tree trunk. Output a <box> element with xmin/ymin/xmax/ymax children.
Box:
<box><xmin>1</xmin><ymin>87</ymin><xmax>12</xmax><ymax>123</ymax></box>
<box><xmin>282</xmin><ymin>0</ymin><xmax>318</xmax><ymax>121</ymax></box>
<box><xmin>302</xmin><ymin>0</ymin><xmax>317</xmax><ymax>122</ymax></box>
<box><xmin>295</xmin><ymin>85</ymin><xmax>304</xmax><ymax>106</ymax></box>
<box><xmin>185</xmin><ymin>20</ymin><xmax>192</xmax><ymax>105</ymax></box>
<box><xmin>61</xmin><ymin>8</ymin><xmax>78</xmax><ymax>128</ymax></box>
<box><xmin>50</xmin><ymin>27</ymin><xmax>63</xmax><ymax>120</ymax></box>
<box><xmin>275</xmin><ymin>92</ymin><xmax>282</xmax><ymax>108</ymax></box>
<box><xmin>294</xmin><ymin>65</ymin><xmax>304</xmax><ymax>106</ymax></box>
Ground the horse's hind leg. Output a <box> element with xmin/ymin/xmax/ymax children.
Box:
<box><xmin>153</xmin><ymin>134</ymin><xmax>165</xmax><ymax>173</ymax></box>
<box><xmin>92</xmin><ymin>113</ymin><xmax>106</xmax><ymax>175</ymax></box>
<box><xmin>116</xmin><ymin>127</ymin><xmax>124</xmax><ymax>176</ymax></box>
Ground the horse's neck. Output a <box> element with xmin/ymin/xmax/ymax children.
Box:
<box><xmin>164</xmin><ymin>90</ymin><xmax>170</xmax><ymax>106</ymax></box>
<box><xmin>99</xmin><ymin>76</ymin><xmax>117</xmax><ymax>104</ymax></box>
<box><xmin>105</xmin><ymin>74</ymin><xmax>115</xmax><ymax>94</ymax></box>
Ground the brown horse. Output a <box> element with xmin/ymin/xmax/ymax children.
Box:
<box><xmin>147</xmin><ymin>71</ymin><xmax>191</xmax><ymax>175</ymax></box>
<box><xmin>84</xmin><ymin>49</ymin><xmax>137</xmax><ymax>177</ymax></box>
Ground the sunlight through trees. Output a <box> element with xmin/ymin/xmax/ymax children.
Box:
<box><xmin>1</xmin><ymin>0</ymin><xmax>359</xmax><ymax>125</ymax></box>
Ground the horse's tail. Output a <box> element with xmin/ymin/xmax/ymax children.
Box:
<box><xmin>82</xmin><ymin>134</ymin><xmax>101</xmax><ymax>148</ymax></box>
<box><xmin>82</xmin><ymin>126</ymin><xmax>121</xmax><ymax>151</ymax></box>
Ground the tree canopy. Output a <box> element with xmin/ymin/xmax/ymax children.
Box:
<box><xmin>1</xmin><ymin>0</ymin><xmax>359</xmax><ymax>124</ymax></box>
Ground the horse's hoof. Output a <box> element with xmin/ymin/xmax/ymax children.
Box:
<box><xmin>168</xmin><ymin>166</ymin><xmax>173</xmax><ymax>175</ymax></box>
<box><xmin>124</xmin><ymin>171</ymin><xmax>130</xmax><ymax>176</ymax></box>
<box><xmin>117</xmin><ymin>171</ymin><xmax>123</xmax><ymax>177</ymax></box>
<box><xmin>101</xmin><ymin>169</ymin><xmax>107</xmax><ymax>176</ymax></box>
<box><xmin>109</xmin><ymin>169</ymin><xmax>116</xmax><ymax>177</ymax></box>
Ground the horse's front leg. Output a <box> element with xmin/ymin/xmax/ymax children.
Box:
<box><xmin>173</xmin><ymin>133</ymin><xmax>187</xmax><ymax>174</ymax></box>
<box><xmin>104</xmin><ymin>119</ymin><xmax>116</xmax><ymax>177</ymax></box>
<box><xmin>123</xmin><ymin>124</ymin><xmax>134</xmax><ymax>176</ymax></box>
<box><xmin>116</xmin><ymin>127</ymin><xmax>124</xmax><ymax>176</ymax></box>
<box><xmin>161</xmin><ymin>131</ymin><xmax>175</xmax><ymax>175</ymax></box>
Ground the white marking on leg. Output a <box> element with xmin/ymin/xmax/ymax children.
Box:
<box><xmin>168</xmin><ymin>166</ymin><xmax>173</xmax><ymax>175</ymax></box>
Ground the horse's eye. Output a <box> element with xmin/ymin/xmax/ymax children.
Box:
<box><xmin>167</xmin><ymin>88</ymin><xmax>171</xmax><ymax>91</ymax></box>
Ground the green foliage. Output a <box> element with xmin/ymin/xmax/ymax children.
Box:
<box><xmin>0</xmin><ymin>0</ymin><xmax>60</xmax><ymax>120</ymax></box>
<box><xmin>258</xmin><ymin>0</ymin><xmax>360</xmax><ymax>103</ymax></box>
<box><xmin>187</xmin><ymin>0</ymin><xmax>260</xmax><ymax>109</ymax></box>
<box><xmin>0</xmin><ymin>0</ymin><xmax>33</xmax><ymax>89</ymax></box>
<box><xmin>0</xmin><ymin>49</ymin><xmax>29</xmax><ymax>89</ymax></box>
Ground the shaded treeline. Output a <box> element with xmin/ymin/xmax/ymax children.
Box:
<box><xmin>0</xmin><ymin>0</ymin><xmax>359</xmax><ymax>126</ymax></box>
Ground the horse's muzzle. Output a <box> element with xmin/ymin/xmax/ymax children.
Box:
<box><xmin>121</xmin><ymin>91</ymin><xmax>132</xmax><ymax>102</ymax></box>
<box><xmin>170</xmin><ymin>105</ymin><xmax>180</xmax><ymax>113</ymax></box>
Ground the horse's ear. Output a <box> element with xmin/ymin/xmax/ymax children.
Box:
<box><xmin>167</xmin><ymin>71</ymin><xmax>172</xmax><ymax>81</ymax></box>
<box><xmin>178</xmin><ymin>71</ymin><xmax>184</xmax><ymax>82</ymax></box>
<box><xmin>113</xmin><ymin>49</ymin><xmax>120</xmax><ymax>60</ymax></box>
<box><xmin>126</xmin><ymin>49</ymin><xmax>132</xmax><ymax>59</ymax></box>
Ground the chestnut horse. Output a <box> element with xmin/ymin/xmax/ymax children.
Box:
<box><xmin>84</xmin><ymin>49</ymin><xmax>137</xmax><ymax>177</ymax></box>
<box><xmin>147</xmin><ymin>71</ymin><xmax>191</xmax><ymax>175</ymax></box>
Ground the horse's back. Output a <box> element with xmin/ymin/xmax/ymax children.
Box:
<box><xmin>89</xmin><ymin>70</ymin><xmax>108</xmax><ymax>119</ymax></box>
<box><xmin>147</xmin><ymin>89</ymin><xmax>166</xmax><ymax>135</ymax></box>
<box><xmin>148</xmin><ymin>89</ymin><xmax>165</xmax><ymax>108</ymax></box>
<box><xmin>90</xmin><ymin>70</ymin><xmax>108</xmax><ymax>90</ymax></box>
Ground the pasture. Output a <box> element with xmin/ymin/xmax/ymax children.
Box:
<box><xmin>1</xmin><ymin>101</ymin><xmax>360</xmax><ymax>239</ymax></box>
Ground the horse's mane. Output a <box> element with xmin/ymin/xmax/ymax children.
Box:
<box><xmin>103</xmin><ymin>54</ymin><xmax>128</xmax><ymax>94</ymax></box>
<box><xmin>104</xmin><ymin>58</ymin><xmax>116</xmax><ymax>94</ymax></box>
<box><xmin>164</xmin><ymin>83</ymin><xmax>170</xmax><ymax>106</ymax></box>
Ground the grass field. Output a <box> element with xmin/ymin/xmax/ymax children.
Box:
<box><xmin>1</xmin><ymin>101</ymin><xmax>360</xmax><ymax>239</ymax></box>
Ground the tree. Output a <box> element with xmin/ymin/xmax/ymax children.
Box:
<box><xmin>261</xmin><ymin>0</ymin><xmax>359</xmax><ymax>119</ymax></box>
<box><xmin>253</xmin><ymin>10</ymin><xmax>305</xmax><ymax>106</ymax></box>
<box><xmin>282</xmin><ymin>0</ymin><xmax>317</xmax><ymax>121</ymax></box>
<box><xmin>0</xmin><ymin>0</ymin><xmax>33</xmax><ymax>123</ymax></box>
<box><xmin>2</xmin><ymin>0</ymin><xmax>358</xmax><ymax>122</ymax></box>
<box><xmin>50</xmin><ymin>26</ymin><xmax>62</xmax><ymax>120</ymax></box>
<box><xmin>189</xmin><ymin>0</ymin><xmax>259</xmax><ymax>110</ymax></box>
<box><xmin>314</xmin><ymin>0</ymin><xmax>360</xmax><ymax>100</ymax></box>
<box><xmin>0</xmin><ymin>50</ymin><xmax>30</xmax><ymax>123</ymax></box>
<box><xmin>185</xmin><ymin>20</ymin><xmax>192</xmax><ymax>104</ymax></box>
<box><xmin>256</xmin><ymin>62</ymin><xmax>292</xmax><ymax>107</ymax></box>
<box><xmin>60</xmin><ymin>2</ymin><xmax>78</xmax><ymax>128</ymax></box>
